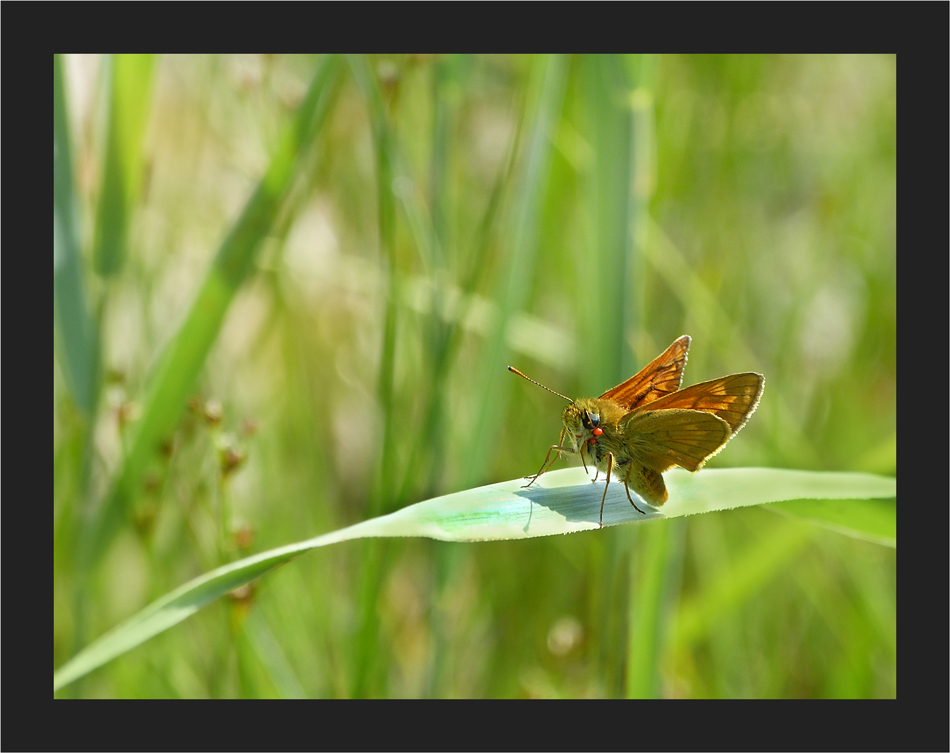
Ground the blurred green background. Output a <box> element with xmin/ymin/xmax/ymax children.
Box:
<box><xmin>54</xmin><ymin>54</ymin><xmax>895</xmax><ymax>698</ymax></box>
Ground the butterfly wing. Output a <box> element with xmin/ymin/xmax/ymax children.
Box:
<box><xmin>620</xmin><ymin>408</ymin><xmax>732</xmax><ymax>474</ymax></box>
<box><xmin>636</xmin><ymin>372</ymin><xmax>765</xmax><ymax>436</ymax></box>
<box><xmin>599</xmin><ymin>335</ymin><xmax>691</xmax><ymax>409</ymax></box>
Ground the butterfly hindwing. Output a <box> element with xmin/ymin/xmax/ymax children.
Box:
<box><xmin>619</xmin><ymin>408</ymin><xmax>732</xmax><ymax>473</ymax></box>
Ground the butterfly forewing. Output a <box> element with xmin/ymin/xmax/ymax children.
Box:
<box><xmin>620</xmin><ymin>408</ymin><xmax>732</xmax><ymax>473</ymax></box>
<box><xmin>599</xmin><ymin>335</ymin><xmax>690</xmax><ymax>410</ymax></box>
<box><xmin>638</xmin><ymin>372</ymin><xmax>764</xmax><ymax>436</ymax></box>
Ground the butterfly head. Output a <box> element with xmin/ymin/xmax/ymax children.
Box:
<box><xmin>562</xmin><ymin>398</ymin><xmax>606</xmax><ymax>451</ymax></box>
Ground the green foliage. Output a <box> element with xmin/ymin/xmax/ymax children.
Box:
<box><xmin>54</xmin><ymin>54</ymin><xmax>895</xmax><ymax>698</ymax></box>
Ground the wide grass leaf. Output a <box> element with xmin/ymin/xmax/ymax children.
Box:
<box><xmin>54</xmin><ymin>466</ymin><xmax>895</xmax><ymax>692</ymax></box>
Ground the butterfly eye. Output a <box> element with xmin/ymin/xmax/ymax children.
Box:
<box><xmin>587</xmin><ymin>411</ymin><xmax>600</xmax><ymax>428</ymax></box>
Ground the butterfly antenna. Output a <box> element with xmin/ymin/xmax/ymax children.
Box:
<box><xmin>507</xmin><ymin>366</ymin><xmax>573</xmax><ymax>402</ymax></box>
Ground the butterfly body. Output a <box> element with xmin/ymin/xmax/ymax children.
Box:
<box><xmin>509</xmin><ymin>336</ymin><xmax>764</xmax><ymax>527</ymax></box>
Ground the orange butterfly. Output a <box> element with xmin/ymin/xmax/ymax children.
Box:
<box><xmin>509</xmin><ymin>336</ymin><xmax>764</xmax><ymax>527</ymax></box>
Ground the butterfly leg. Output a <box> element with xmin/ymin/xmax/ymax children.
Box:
<box><xmin>579</xmin><ymin>447</ymin><xmax>591</xmax><ymax>476</ymax></box>
<box><xmin>597</xmin><ymin>452</ymin><xmax>614</xmax><ymax>528</ymax></box>
<box><xmin>621</xmin><ymin>465</ymin><xmax>649</xmax><ymax>516</ymax></box>
<box><xmin>523</xmin><ymin>429</ymin><xmax>575</xmax><ymax>488</ymax></box>
<box><xmin>576</xmin><ymin>435</ymin><xmax>597</xmax><ymax>481</ymax></box>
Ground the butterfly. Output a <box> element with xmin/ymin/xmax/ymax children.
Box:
<box><xmin>509</xmin><ymin>336</ymin><xmax>765</xmax><ymax>527</ymax></box>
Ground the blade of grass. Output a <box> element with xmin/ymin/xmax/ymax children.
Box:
<box><xmin>578</xmin><ymin>54</ymin><xmax>634</xmax><ymax>389</ymax></box>
<box><xmin>55</xmin><ymin>466</ymin><xmax>895</xmax><ymax>691</ymax></box>
<box><xmin>80</xmin><ymin>55</ymin><xmax>343</xmax><ymax>571</ymax></box>
<box><xmin>93</xmin><ymin>54</ymin><xmax>157</xmax><ymax>276</ymax></box>
<box><xmin>625</xmin><ymin>519</ymin><xmax>680</xmax><ymax>698</ymax></box>
<box><xmin>54</xmin><ymin>54</ymin><xmax>100</xmax><ymax>416</ymax></box>
<box><xmin>55</xmin><ymin>54</ymin><xmax>104</xmax><ymax>689</ymax></box>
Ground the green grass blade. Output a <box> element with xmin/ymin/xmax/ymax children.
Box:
<box><xmin>93</xmin><ymin>54</ymin><xmax>157</xmax><ymax>276</ymax></box>
<box><xmin>663</xmin><ymin>469</ymin><xmax>896</xmax><ymax>550</ymax></box>
<box><xmin>54</xmin><ymin>54</ymin><xmax>100</xmax><ymax>415</ymax></box>
<box><xmin>625</xmin><ymin>520</ymin><xmax>677</xmax><ymax>698</ymax></box>
<box><xmin>55</xmin><ymin>466</ymin><xmax>895</xmax><ymax>691</ymax></box>
<box><xmin>577</xmin><ymin>54</ymin><xmax>635</xmax><ymax>387</ymax></box>
<box><xmin>81</xmin><ymin>56</ymin><xmax>342</xmax><ymax>569</ymax></box>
